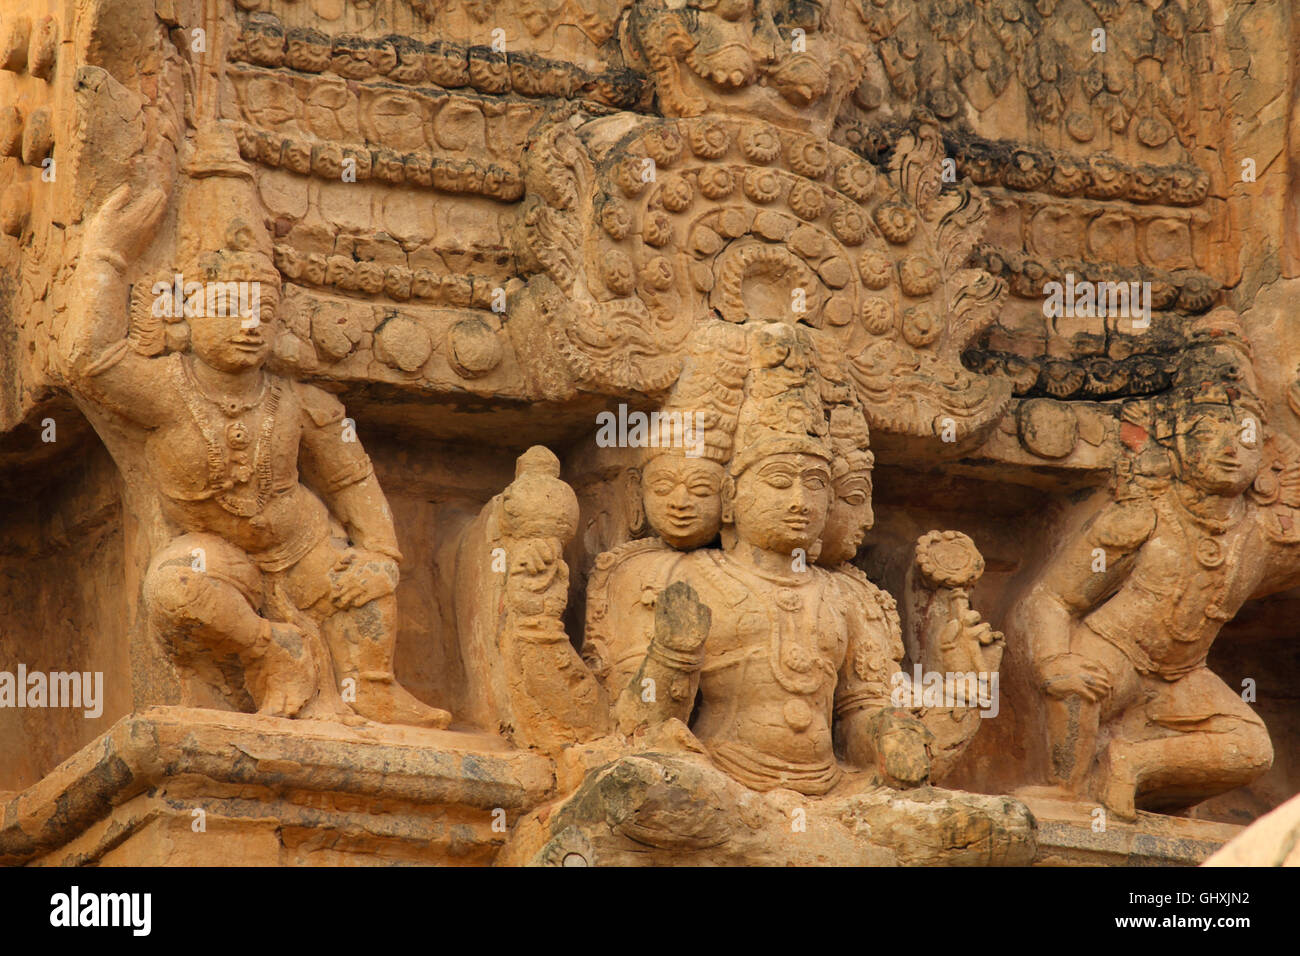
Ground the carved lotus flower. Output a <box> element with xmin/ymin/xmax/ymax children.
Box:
<box><xmin>1177</xmin><ymin>274</ymin><xmax>1216</xmax><ymax>313</ymax></box>
<box><xmin>1087</xmin><ymin>154</ymin><xmax>1129</xmax><ymax>199</ymax></box>
<box><xmin>660</xmin><ymin>175</ymin><xmax>694</xmax><ymax>212</ymax></box>
<box><xmin>1168</xmin><ymin>167</ymin><xmax>1209</xmax><ymax>205</ymax></box>
<box><xmin>787</xmin><ymin>136</ymin><xmax>830</xmax><ymax>178</ymax></box>
<box><xmin>858</xmin><ymin>250</ymin><xmax>893</xmax><ymax>289</ymax></box>
<box><xmin>604</xmin><ymin>251</ymin><xmax>636</xmax><ymax>295</ymax></box>
<box><xmin>901</xmin><ymin>307</ymin><xmax>940</xmax><ymax>347</ymax></box>
<box><xmin>831</xmin><ymin>205</ymin><xmax>867</xmax><ymax>245</ymax></box>
<box><xmin>640</xmin><ymin>256</ymin><xmax>675</xmax><ymax>291</ymax></box>
<box><xmin>743</xmin><ymin>168</ymin><xmax>782</xmax><ymax>203</ymax></box>
<box><xmin>1048</xmin><ymin>156</ymin><xmax>1088</xmax><ymax>196</ymax></box>
<box><xmin>643</xmin><ymin>212</ymin><xmax>673</xmax><ymax>248</ymax></box>
<box><xmin>740</xmin><ymin>125</ymin><xmax>781</xmax><ymax>163</ymax></box>
<box><xmin>698</xmin><ymin>166</ymin><xmax>736</xmax><ymax>200</ymax></box>
<box><xmin>874</xmin><ymin>202</ymin><xmax>917</xmax><ymax>244</ymax></box>
<box><xmin>617</xmin><ymin>157</ymin><xmax>650</xmax><ymax>197</ymax></box>
<box><xmin>861</xmin><ymin>296</ymin><xmax>895</xmax><ymax>335</ymax></box>
<box><xmin>899</xmin><ymin>255</ymin><xmax>940</xmax><ymax>296</ymax></box>
<box><xmin>643</xmin><ymin>126</ymin><xmax>684</xmax><ymax>167</ymax></box>
<box><xmin>1128</xmin><ymin>165</ymin><xmax>1169</xmax><ymax>203</ymax></box>
<box><xmin>690</xmin><ymin>121</ymin><xmax>731</xmax><ymax>159</ymax></box>
<box><xmin>601</xmin><ymin>202</ymin><xmax>632</xmax><ymax>240</ymax></box>
<box><xmin>914</xmin><ymin>530</ymin><xmax>984</xmax><ymax>589</ymax></box>
<box><xmin>789</xmin><ymin>182</ymin><xmax>825</xmax><ymax>221</ymax></box>
<box><xmin>834</xmin><ymin>161</ymin><xmax>877</xmax><ymax>202</ymax></box>
<box><xmin>1003</xmin><ymin>149</ymin><xmax>1052</xmax><ymax>191</ymax></box>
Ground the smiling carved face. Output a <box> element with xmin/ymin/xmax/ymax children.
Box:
<box><xmin>729</xmin><ymin>452</ymin><xmax>831</xmax><ymax>555</ymax></box>
<box><xmin>188</xmin><ymin>282</ymin><xmax>279</xmax><ymax>373</ymax></box>
<box><xmin>1174</xmin><ymin>405</ymin><xmax>1261</xmax><ymax>497</ymax></box>
<box><xmin>642</xmin><ymin>453</ymin><xmax>724</xmax><ymax>549</ymax></box>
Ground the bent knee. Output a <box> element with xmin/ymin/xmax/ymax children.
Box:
<box><xmin>144</xmin><ymin>563</ymin><xmax>213</xmax><ymax>625</ymax></box>
<box><xmin>1233</xmin><ymin>719</ymin><xmax>1274</xmax><ymax>775</ymax></box>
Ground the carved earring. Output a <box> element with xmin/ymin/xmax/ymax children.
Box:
<box><xmin>720</xmin><ymin>476</ymin><xmax>735</xmax><ymax>524</ymax></box>
<box><xmin>626</xmin><ymin>468</ymin><xmax>647</xmax><ymax>537</ymax></box>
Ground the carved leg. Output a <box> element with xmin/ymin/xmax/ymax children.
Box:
<box><xmin>322</xmin><ymin>594</ymin><xmax>451</xmax><ymax>729</ymax></box>
<box><xmin>144</xmin><ymin>544</ymin><xmax>322</xmax><ymax>718</ymax></box>
<box><xmin>1044</xmin><ymin>694</ymin><xmax>1101</xmax><ymax>795</ymax></box>
<box><xmin>1099</xmin><ymin>669</ymin><xmax>1274</xmax><ymax>818</ymax></box>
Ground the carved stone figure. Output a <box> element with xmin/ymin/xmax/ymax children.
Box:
<box><xmin>1015</xmin><ymin>312</ymin><xmax>1300</xmax><ymax>818</ymax></box>
<box><xmin>55</xmin><ymin>125</ymin><xmax>448</xmax><ymax>728</ymax></box>
<box><xmin>4</xmin><ymin>0</ymin><xmax>1300</xmax><ymax>870</ymax></box>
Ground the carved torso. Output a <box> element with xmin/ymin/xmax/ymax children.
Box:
<box><xmin>1085</xmin><ymin>491</ymin><xmax>1269</xmax><ymax>678</ymax></box>
<box><xmin>143</xmin><ymin>355</ymin><xmax>329</xmax><ymax>570</ymax></box>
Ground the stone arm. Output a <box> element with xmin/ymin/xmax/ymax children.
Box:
<box><xmin>296</xmin><ymin>384</ymin><xmax>401</xmax><ymax>562</ymax></box>
<box><xmin>610</xmin><ymin>580</ymin><xmax>711</xmax><ymax>734</ymax></box>
<box><xmin>55</xmin><ymin>185</ymin><xmax>173</xmax><ymax>427</ymax></box>
<box><xmin>295</xmin><ymin>384</ymin><xmax>403</xmax><ymax>610</ymax></box>
<box><xmin>833</xmin><ymin>578</ymin><xmax>934</xmax><ymax>788</ymax></box>
<box><xmin>1015</xmin><ymin>499</ymin><xmax>1155</xmax><ymax>700</ymax></box>
<box><xmin>1247</xmin><ymin>457</ymin><xmax>1300</xmax><ymax>598</ymax></box>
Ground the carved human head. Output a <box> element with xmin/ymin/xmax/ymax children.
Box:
<box><xmin>642</xmin><ymin>446</ymin><xmax>725</xmax><ymax>550</ymax></box>
<box><xmin>1167</xmin><ymin>401</ymin><xmax>1262</xmax><ymax>497</ymax></box>
<box><xmin>1156</xmin><ymin>311</ymin><xmax>1263</xmax><ymax>497</ymax></box>
<box><xmin>723</xmin><ymin>437</ymin><xmax>832</xmax><ymax>555</ymax></box>
<box><xmin>817</xmin><ymin>404</ymin><xmax>875</xmax><ymax>566</ymax></box>
<box><xmin>185</xmin><ymin>250</ymin><xmax>282</xmax><ymax>373</ymax></box>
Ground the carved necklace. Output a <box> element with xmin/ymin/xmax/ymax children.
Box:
<box><xmin>713</xmin><ymin>553</ymin><xmax>834</xmax><ymax>696</ymax></box>
<box><xmin>1166</xmin><ymin>492</ymin><xmax>1252</xmax><ymax>626</ymax></box>
<box><xmin>175</xmin><ymin>356</ymin><xmax>283</xmax><ymax>517</ymax></box>
<box><xmin>1171</xmin><ymin>491</ymin><xmax>1241</xmax><ymax>569</ymax></box>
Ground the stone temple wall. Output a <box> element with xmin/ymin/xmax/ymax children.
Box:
<box><xmin>1</xmin><ymin>0</ymin><xmax>1298</xmax><ymax>866</ymax></box>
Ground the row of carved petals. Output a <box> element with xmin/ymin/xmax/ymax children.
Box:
<box><xmin>838</xmin><ymin>123</ymin><xmax>1210</xmax><ymax>207</ymax></box>
<box><xmin>973</xmin><ymin>247</ymin><xmax>1219</xmax><ymax>313</ymax></box>
<box><xmin>231</xmin><ymin>13</ymin><xmax>649</xmax><ymax>110</ymax></box>
<box><xmin>233</xmin><ymin>122</ymin><xmax>524</xmax><ymax>202</ymax></box>
<box><xmin>273</xmin><ymin>243</ymin><xmax>498</xmax><ymax>310</ymax></box>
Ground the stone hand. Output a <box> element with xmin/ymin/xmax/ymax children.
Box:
<box><xmin>653</xmin><ymin>580</ymin><xmax>712</xmax><ymax>654</ymax></box>
<box><xmin>872</xmin><ymin>709</ymin><xmax>932</xmax><ymax>789</ymax></box>
<box><xmin>512</xmin><ymin>537</ymin><xmax>561</xmax><ymax>575</ymax></box>
<box><xmin>1039</xmin><ymin>653</ymin><xmax>1111</xmax><ymax>703</ymax></box>
<box><xmin>329</xmin><ymin>549</ymin><xmax>398</xmax><ymax>609</ymax></box>
<box><xmin>936</xmin><ymin>592</ymin><xmax>1002</xmax><ymax>672</ymax></box>
<box><xmin>84</xmin><ymin>181</ymin><xmax>168</xmax><ymax>263</ymax></box>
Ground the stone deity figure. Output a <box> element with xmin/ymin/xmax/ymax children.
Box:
<box><xmin>1016</xmin><ymin>314</ymin><xmax>1300</xmax><ymax>818</ymax></box>
<box><xmin>599</xmin><ymin>341</ymin><xmax>1004</xmax><ymax>792</ymax></box>
<box><xmin>55</xmin><ymin>127</ymin><xmax>447</xmax><ymax>727</ymax></box>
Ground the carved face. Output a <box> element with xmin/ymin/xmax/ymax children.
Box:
<box><xmin>642</xmin><ymin>453</ymin><xmax>724</xmax><ymax>549</ymax></box>
<box><xmin>729</xmin><ymin>452</ymin><xmax>831</xmax><ymax>555</ymax></box>
<box><xmin>189</xmin><ymin>283</ymin><xmax>280</xmax><ymax>373</ymax></box>
<box><xmin>819</xmin><ymin>468</ymin><xmax>874</xmax><ymax>565</ymax></box>
<box><xmin>1174</xmin><ymin>406</ymin><xmax>1261</xmax><ymax>496</ymax></box>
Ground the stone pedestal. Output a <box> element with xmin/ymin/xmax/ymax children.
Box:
<box><xmin>1022</xmin><ymin>796</ymin><xmax>1244</xmax><ymax>867</ymax></box>
<box><xmin>0</xmin><ymin>707</ymin><xmax>554</xmax><ymax>866</ymax></box>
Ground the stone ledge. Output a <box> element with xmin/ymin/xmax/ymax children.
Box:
<box><xmin>1</xmin><ymin>707</ymin><xmax>556</xmax><ymax>866</ymax></box>
<box><xmin>1022</xmin><ymin>796</ymin><xmax>1244</xmax><ymax>866</ymax></box>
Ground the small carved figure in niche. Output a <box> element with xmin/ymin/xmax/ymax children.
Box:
<box><xmin>1017</xmin><ymin>311</ymin><xmax>1300</xmax><ymax>818</ymax></box>
<box><xmin>57</xmin><ymin>124</ymin><xmax>449</xmax><ymax>728</ymax></box>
